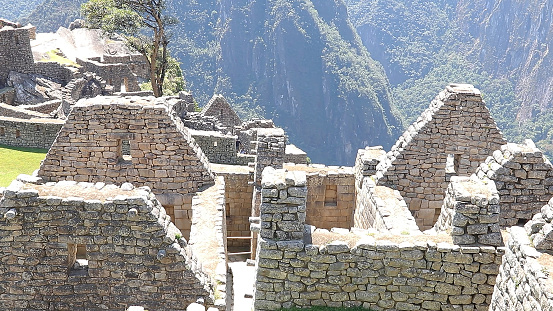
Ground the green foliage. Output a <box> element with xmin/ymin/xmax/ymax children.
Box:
<box><xmin>20</xmin><ymin>0</ymin><xmax>87</xmax><ymax>32</ymax></box>
<box><xmin>0</xmin><ymin>145</ymin><xmax>47</xmax><ymax>187</ymax></box>
<box><xmin>0</xmin><ymin>0</ymin><xmax>43</xmax><ymax>21</ymax></box>
<box><xmin>140</xmin><ymin>56</ymin><xmax>185</xmax><ymax>96</ymax></box>
<box><xmin>81</xmin><ymin>0</ymin><xmax>175</xmax><ymax>97</ymax></box>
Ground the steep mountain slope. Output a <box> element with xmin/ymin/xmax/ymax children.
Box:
<box><xmin>460</xmin><ymin>0</ymin><xmax>553</xmax><ymax>124</ymax></box>
<box><xmin>345</xmin><ymin>0</ymin><xmax>553</xmax><ymax>157</ymax></box>
<box><xmin>0</xmin><ymin>0</ymin><xmax>43</xmax><ymax>22</ymax></box>
<box><xmin>213</xmin><ymin>0</ymin><xmax>401</xmax><ymax>164</ymax></box>
<box><xmin>19</xmin><ymin>0</ymin><xmax>86</xmax><ymax>32</ymax></box>
<box><xmin>22</xmin><ymin>0</ymin><xmax>402</xmax><ymax>165</ymax></box>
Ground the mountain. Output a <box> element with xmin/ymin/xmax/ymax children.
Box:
<box><xmin>210</xmin><ymin>0</ymin><xmax>401</xmax><ymax>164</ymax></box>
<box><xmin>18</xmin><ymin>0</ymin><xmax>403</xmax><ymax>165</ymax></box>
<box><xmin>458</xmin><ymin>0</ymin><xmax>553</xmax><ymax>153</ymax></box>
<box><xmin>345</xmin><ymin>0</ymin><xmax>553</xmax><ymax>158</ymax></box>
<box><xmin>0</xmin><ymin>0</ymin><xmax>43</xmax><ymax>22</ymax></box>
<box><xmin>19</xmin><ymin>0</ymin><xmax>86</xmax><ymax>32</ymax></box>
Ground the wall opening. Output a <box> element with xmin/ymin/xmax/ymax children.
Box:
<box><xmin>118</xmin><ymin>139</ymin><xmax>132</xmax><ymax>162</ymax></box>
<box><xmin>0</xmin><ymin>127</ymin><xmax>4</xmax><ymax>136</ymax></box>
<box><xmin>15</xmin><ymin>129</ymin><xmax>20</xmax><ymax>138</ymax></box>
<box><xmin>121</xmin><ymin>78</ymin><xmax>128</xmax><ymax>92</ymax></box>
<box><xmin>324</xmin><ymin>184</ymin><xmax>337</xmax><ymax>207</ymax></box>
<box><xmin>68</xmin><ymin>243</ymin><xmax>88</xmax><ymax>276</ymax></box>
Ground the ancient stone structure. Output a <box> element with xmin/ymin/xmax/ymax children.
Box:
<box><xmin>474</xmin><ymin>140</ymin><xmax>553</xmax><ymax>227</ymax></box>
<box><xmin>302</xmin><ymin>166</ymin><xmax>356</xmax><ymax>230</ymax></box>
<box><xmin>254</xmin><ymin>168</ymin><xmax>504</xmax><ymax>310</ymax></box>
<box><xmin>434</xmin><ymin>176</ymin><xmax>502</xmax><ymax>246</ymax></box>
<box><xmin>37</xmin><ymin>96</ymin><xmax>215</xmax><ymax>238</ymax></box>
<box><xmin>376</xmin><ymin>84</ymin><xmax>507</xmax><ymax>229</ymax></box>
<box><xmin>201</xmin><ymin>95</ymin><xmax>242</xmax><ymax>132</ymax></box>
<box><xmin>0</xmin><ymin>179</ymin><xmax>217</xmax><ymax>310</ymax></box>
<box><xmin>0</xmin><ymin>116</ymin><xmax>64</xmax><ymax>149</ymax></box>
<box><xmin>77</xmin><ymin>57</ymin><xmax>141</xmax><ymax>93</ymax></box>
<box><xmin>490</xmin><ymin>225</ymin><xmax>553</xmax><ymax>310</ymax></box>
<box><xmin>0</xmin><ymin>23</ymin><xmax>35</xmax><ymax>85</ymax></box>
<box><xmin>3</xmin><ymin>51</ymin><xmax>553</xmax><ymax>311</ymax></box>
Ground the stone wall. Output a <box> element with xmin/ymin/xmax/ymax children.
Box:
<box><xmin>0</xmin><ymin>102</ymin><xmax>50</xmax><ymax>119</ymax></box>
<box><xmin>474</xmin><ymin>140</ymin><xmax>553</xmax><ymax>227</ymax></box>
<box><xmin>490</xmin><ymin>227</ymin><xmax>553</xmax><ymax>310</ymax></box>
<box><xmin>284</xmin><ymin>144</ymin><xmax>308</xmax><ymax>165</ymax></box>
<box><xmin>236</xmin><ymin>120</ymin><xmax>275</xmax><ymax>154</ymax></box>
<box><xmin>191</xmin><ymin>130</ymin><xmax>252</xmax><ymax>165</ymax></box>
<box><xmin>200</xmin><ymin>95</ymin><xmax>241</xmax><ymax>131</ymax></box>
<box><xmin>38</xmin><ymin>96</ymin><xmax>214</xmax><ymax>193</ymax></box>
<box><xmin>19</xmin><ymin>99</ymin><xmax>61</xmax><ymax>114</ymax></box>
<box><xmin>304</xmin><ymin>167</ymin><xmax>356</xmax><ymax>230</ymax></box>
<box><xmin>34</xmin><ymin>61</ymin><xmax>76</xmax><ymax>85</ymax></box>
<box><xmin>0</xmin><ymin>26</ymin><xmax>35</xmax><ymax>85</ymax></box>
<box><xmin>0</xmin><ymin>179</ymin><xmax>216</xmax><ymax>310</ymax></box>
<box><xmin>353</xmin><ymin>177</ymin><xmax>419</xmax><ymax>234</ymax></box>
<box><xmin>0</xmin><ymin>116</ymin><xmax>64</xmax><ymax>149</ymax></box>
<box><xmin>76</xmin><ymin>58</ymin><xmax>140</xmax><ymax>92</ymax></box>
<box><xmin>188</xmin><ymin>177</ymin><xmax>229</xmax><ymax>309</ymax></box>
<box><xmin>434</xmin><ymin>176</ymin><xmax>502</xmax><ymax>246</ymax></box>
<box><xmin>0</xmin><ymin>87</ymin><xmax>15</xmax><ymax>105</ymax></box>
<box><xmin>376</xmin><ymin>84</ymin><xmax>506</xmax><ymax>230</ymax></box>
<box><xmin>254</xmin><ymin>168</ymin><xmax>504</xmax><ymax>311</ymax></box>
<box><xmin>102</xmin><ymin>54</ymin><xmax>149</xmax><ymax>80</ymax></box>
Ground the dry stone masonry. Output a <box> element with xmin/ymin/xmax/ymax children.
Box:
<box><xmin>474</xmin><ymin>140</ymin><xmax>553</xmax><ymax>227</ymax></box>
<box><xmin>0</xmin><ymin>178</ymin><xmax>216</xmax><ymax>310</ymax></box>
<box><xmin>200</xmin><ymin>95</ymin><xmax>242</xmax><ymax>132</ymax></box>
<box><xmin>434</xmin><ymin>176</ymin><xmax>502</xmax><ymax>246</ymax></box>
<box><xmin>254</xmin><ymin>168</ymin><xmax>504</xmax><ymax>311</ymax></box>
<box><xmin>376</xmin><ymin>84</ymin><xmax>506</xmax><ymax>229</ymax></box>
<box><xmin>0</xmin><ymin>116</ymin><xmax>64</xmax><ymax>149</ymax></box>
<box><xmin>38</xmin><ymin>96</ymin><xmax>214</xmax><ymax>192</ymax></box>
<box><xmin>490</xmin><ymin>226</ymin><xmax>553</xmax><ymax>310</ymax></box>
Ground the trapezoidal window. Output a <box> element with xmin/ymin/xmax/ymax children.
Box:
<box><xmin>15</xmin><ymin>129</ymin><xmax>20</xmax><ymax>138</ymax></box>
<box><xmin>0</xmin><ymin>127</ymin><xmax>4</xmax><ymax>136</ymax></box>
<box><xmin>68</xmin><ymin>243</ymin><xmax>88</xmax><ymax>276</ymax></box>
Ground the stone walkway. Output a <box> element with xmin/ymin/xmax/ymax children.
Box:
<box><xmin>229</xmin><ymin>255</ymin><xmax>255</xmax><ymax>311</ymax></box>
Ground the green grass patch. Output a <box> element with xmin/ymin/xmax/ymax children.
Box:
<box><xmin>279</xmin><ymin>307</ymin><xmax>371</xmax><ymax>311</ymax></box>
<box><xmin>39</xmin><ymin>49</ymin><xmax>80</xmax><ymax>67</ymax></box>
<box><xmin>0</xmin><ymin>145</ymin><xmax>48</xmax><ymax>187</ymax></box>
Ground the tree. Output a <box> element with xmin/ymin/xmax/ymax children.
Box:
<box><xmin>81</xmin><ymin>0</ymin><xmax>176</xmax><ymax>97</ymax></box>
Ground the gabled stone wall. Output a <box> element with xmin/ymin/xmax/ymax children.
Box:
<box><xmin>474</xmin><ymin>140</ymin><xmax>553</xmax><ymax>227</ymax></box>
<box><xmin>376</xmin><ymin>84</ymin><xmax>506</xmax><ymax>229</ymax></box>
<box><xmin>0</xmin><ymin>179</ymin><xmax>215</xmax><ymax>310</ymax></box>
<box><xmin>38</xmin><ymin>96</ymin><xmax>214</xmax><ymax>193</ymax></box>
<box><xmin>200</xmin><ymin>95</ymin><xmax>241</xmax><ymax>131</ymax></box>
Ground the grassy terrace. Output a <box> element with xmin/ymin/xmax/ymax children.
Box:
<box><xmin>0</xmin><ymin>145</ymin><xmax>47</xmax><ymax>187</ymax></box>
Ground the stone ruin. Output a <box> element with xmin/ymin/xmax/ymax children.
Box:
<box><xmin>1</xmin><ymin>20</ymin><xmax>553</xmax><ymax>310</ymax></box>
<box><xmin>0</xmin><ymin>18</ymin><xmax>151</xmax><ymax>150</ymax></box>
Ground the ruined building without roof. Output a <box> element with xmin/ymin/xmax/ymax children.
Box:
<box><xmin>0</xmin><ymin>18</ymin><xmax>553</xmax><ymax>311</ymax></box>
